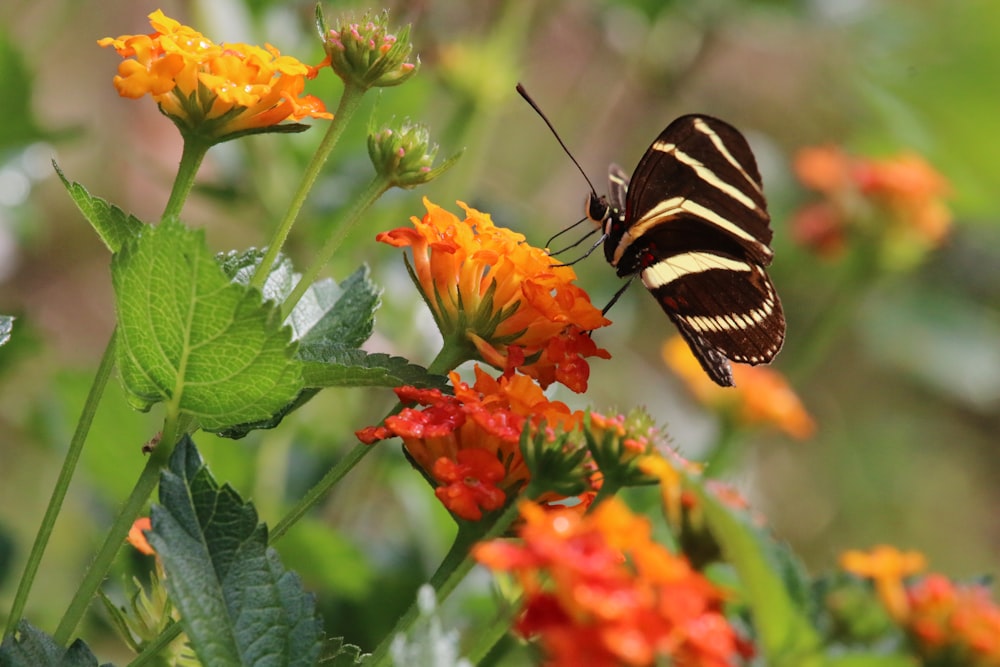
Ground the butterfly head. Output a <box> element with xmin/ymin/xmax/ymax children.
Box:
<box><xmin>586</xmin><ymin>192</ymin><xmax>611</xmax><ymax>227</ymax></box>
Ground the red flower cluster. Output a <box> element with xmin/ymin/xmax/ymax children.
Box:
<box><xmin>358</xmin><ymin>367</ymin><xmax>583</xmax><ymax>521</ymax></box>
<box><xmin>474</xmin><ymin>500</ymin><xmax>749</xmax><ymax>667</ymax></box>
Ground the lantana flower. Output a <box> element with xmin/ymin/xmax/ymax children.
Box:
<box><xmin>378</xmin><ymin>199</ymin><xmax>611</xmax><ymax>392</ymax></box>
<box><xmin>662</xmin><ymin>336</ymin><xmax>815</xmax><ymax>440</ymax></box>
<box><xmin>791</xmin><ymin>144</ymin><xmax>951</xmax><ymax>268</ymax></box>
<box><xmin>357</xmin><ymin>366</ymin><xmax>586</xmax><ymax>521</ymax></box>
<box><xmin>473</xmin><ymin>499</ymin><xmax>750</xmax><ymax>666</ymax></box>
<box><xmin>99</xmin><ymin>10</ymin><xmax>331</xmax><ymax>142</ymax></box>
<box><xmin>841</xmin><ymin>544</ymin><xmax>927</xmax><ymax>621</ymax></box>
<box><xmin>842</xmin><ymin>545</ymin><xmax>1000</xmax><ymax>664</ymax></box>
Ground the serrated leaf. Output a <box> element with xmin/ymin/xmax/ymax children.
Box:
<box><xmin>291</xmin><ymin>266</ymin><xmax>381</xmax><ymax>350</ymax></box>
<box><xmin>211</xmin><ymin>260</ymin><xmax>388</xmax><ymax>437</ymax></box>
<box><xmin>147</xmin><ymin>436</ymin><xmax>322</xmax><ymax>667</ymax></box>
<box><xmin>0</xmin><ymin>620</ymin><xmax>111</xmax><ymax>667</ymax></box>
<box><xmin>112</xmin><ymin>220</ymin><xmax>303</xmax><ymax>431</ymax></box>
<box><xmin>0</xmin><ymin>315</ymin><xmax>12</xmax><ymax>347</ymax></box>
<box><xmin>55</xmin><ymin>163</ymin><xmax>145</xmax><ymax>253</ymax></box>
<box><xmin>301</xmin><ymin>347</ymin><xmax>449</xmax><ymax>390</ymax></box>
<box><xmin>690</xmin><ymin>480</ymin><xmax>823</xmax><ymax>667</ymax></box>
<box><xmin>217</xmin><ymin>248</ymin><xmax>297</xmax><ymax>306</ymax></box>
<box><xmin>218</xmin><ymin>251</ymin><xmax>382</xmax><ymax>351</ymax></box>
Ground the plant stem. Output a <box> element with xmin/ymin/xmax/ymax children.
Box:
<box><xmin>250</xmin><ymin>83</ymin><xmax>367</xmax><ymax>292</ymax></box>
<box><xmin>128</xmin><ymin>621</ymin><xmax>183</xmax><ymax>667</ymax></box>
<box><xmin>365</xmin><ymin>501</ymin><xmax>522</xmax><ymax>667</ymax></box>
<box><xmin>279</xmin><ymin>173</ymin><xmax>391</xmax><ymax>320</ymax></box>
<box><xmin>3</xmin><ymin>330</ymin><xmax>118</xmax><ymax>639</ymax></box>
<box><xmin>703</xmin><ymin>417</ymin><xmax>741</xmax><ymax>478</ymax></box>
<box><xmin>53</xmin><ymin>417</ymin><xmax>181</xmax><ymax>645</ymax></box>
<box><xmin>161</xmin><ymin>138</ymin><xmax>211</xmax><ymax>223</ymax></box>
<box><xmin>465</xmin><ymin>602</ymin><xmax>518</xmax><ymax>665</ymax></box>
<box><xmin>269</xmin><ymin>343</ymin><xmax>474</xmax><ymax>545</ymax></box>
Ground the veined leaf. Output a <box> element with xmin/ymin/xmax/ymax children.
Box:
<box><xmin>292</xmin><ymin>266</ymin><xmax>381</xmax><ymax>350</ymax></box>
<box><xmin>0</xmin><ymin>620</ymin><xmax>110</xmax><ymax>667</ymax></box>
<box><xmin>111</xmin><ymin>221</ymin><xmax>303</xmax><ymax>432</ymax></box>
<box><xmin>218</xmin><ymin>249</ymin><xmax>382</xmax><ymax>351</ymax></box>
<box><xmin>147</xmin><ymin>436</ymin><xmax>322</xmax><ymax>667</ymax></box>
<box><xmin>55</xmin><ymin>163</ymin><xmax>144</xmax><ymax>253</ymax></box>
<box><xmin>301</xmin><ymin>347</ymin><xmax>449</xmax><ymax>390</ymax></box>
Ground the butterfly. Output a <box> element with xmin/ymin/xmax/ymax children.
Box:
<box><xmin>585</xmin><ymin>114</ymin><xmax>785</xmax><ymax>386</ymax></box>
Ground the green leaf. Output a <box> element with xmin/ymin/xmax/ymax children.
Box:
<box><xmin>217</xmin><ymin>248</ymin><xmax>296</xmax><ymax>306</ymax></box>
<box><xmin>55</xmin><ymin>163</ymin><xmax>145</xmax><ymax>254</ymax></box>
<box><xmin>0</xmin><ymin>315</ymin><xmax>12</xmax><ymax>347</ymax></box>
<box><xmin>301</xmin><ymin>347</ymin><xmax>449</xmax><ymax>390</ymax></box>
<box><xmin>112</xmin><ymin>220</ymin><xmax>303</xmax><ymax>431</ymax></box>
<box><xmin>0</xmin><ymin>620</ymin><xmax>111</xmax><ymax>667</ymax></box>
<box><xmin>690</xmin><ymin>480</ymin><xmax>824</xmax><ymax>667</ymax></box>
<box><xmin>291</xmin><ymin>266</ymin><xmax>381</xmax><ymax>350</ymax></box>
<box><xmin>147</xmin><ymin>436</ymin><xmax>323</xmax><ymax>667</ymax></box>
<box><xmin>213</xmin><ymin>257</ymin><xmax>393</xmax><ymax>437</ymax></box>
<box><xmin>219</xmin><ymin>250</ymin><xmax>382</xmax><ymax>351</ymax></box>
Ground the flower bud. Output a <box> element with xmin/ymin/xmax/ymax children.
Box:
<box><xmin>367</xmin><ymin>120</ymin><xmax>460</xmax><ymax>189</ymax></box>
<box><xmin>318</xmin><ymin>7</ymin><xmax>418</xmax><ymax>90</ymax></box>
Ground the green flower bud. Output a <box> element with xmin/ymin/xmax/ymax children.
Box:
<box><xmin>317</xmin><ymin>6</ymin><xmax>419</xmax><ymax>90</ymax></box>
<box><xmin>368</xmin><ymin>119</ymin><xmax>461</xmax><ymax>189</ymax></box>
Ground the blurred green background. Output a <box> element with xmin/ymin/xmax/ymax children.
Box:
<box><xmin>0</xmin><ymin>0</ymin><xmax>997</xmax><ymax>661</ymax></box>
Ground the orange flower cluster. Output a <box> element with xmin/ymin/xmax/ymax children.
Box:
<box><xmin>377</xmin><ymin>199</ymin><xmax>611</xmax><ymax>392</ymax></box>
<box><xmin>99</xmin><ymin>10</ymin><xmax>331</xmax><ymax>139</ymax></box>
<box><xmin>906</xmin><ymin>574</ymin><xmax>1000</xmax><ymax>664</ymax></box>
<box><xmin>662</xmin><ymin>336</ymin><xmax>815</xmax><ymax>440</ymax></box>
<box><xmin>842</xmin><ymin>545</ymin><xmax>1000</xmax><ymax>664</ymax></box>
<box><xmin>357</xmin><ymin>366</ymin><xmax>583</xmax><ymax>521</ymax></box>
<box><xmin>474</xmin><ymin>499</ymin><xmax>749</xmax><ymax>667</ymax></box>
<box><xmin>791</xmin><ymin>145</ymin><xmax>951</xmax><ymax>264</ymax></box>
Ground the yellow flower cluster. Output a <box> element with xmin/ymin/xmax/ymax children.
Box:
<box><xmin>99</xmin><ymin>10</ymin><xmax>331</xmax><ymax>140</ymax></box>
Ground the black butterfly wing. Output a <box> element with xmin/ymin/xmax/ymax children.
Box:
<box><xmin>608</xmin><ymin>115</ymin><xmax>785</xmax><ymax>386</ymax></box>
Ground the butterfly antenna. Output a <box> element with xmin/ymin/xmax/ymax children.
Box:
<box><xmin>516</xmin><ymin>83</ymin><xmax>600</xmax><ymax>198</ymax></box>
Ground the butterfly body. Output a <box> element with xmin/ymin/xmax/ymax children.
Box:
<box><xmin>587</xmin><ymin>114</ymin><xmax>785</xmax><ymax>387</ymax></box>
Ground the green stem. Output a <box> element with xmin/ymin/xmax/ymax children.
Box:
<box><xmin>365</xmin><ymin>501</ymin><xmax>523</xmax><ymax>667</ymax></box>
<box><xmin>53</xmin><ymin>417</ymin><xmax>181</xmax><ymax>645</ymax></box>
<box><xmin>465</xmin><ymin>602</ymin><xmax>518</xmax><ymax>665</ymax></box>
<box><xmin>128</xmin><ymin>622</ymin><xmax>183</xmax><ymax>667</ymax></box>
<box><xmin>161</xmin><ymin>138</ymin><xmax>211</xmax><ymax>223</ymax></box>
<box><xmin>702</xmin><ymin>416</ymin><xmax>741</xmax><ymax>478</ymax></box>
<box><xmin>269</xmin><ymin>343</ymin><xmax>475</xmax><ymax>545</ymax></box>
<box><xmin>279</xmin><ymin>174</ymin><xmax>391</xmax><ymax>320</ymax></box>
<box><xmin>784</xmin><ymin>248</ymin><xmax>879</xmax><ymax>384</ymax></box>
<box><xmin>268</xmin><ymin>441</ymin><xmax>370</xmax><ymax>545</ymax></box>
<box><xmin>250</xmin><ymin>83</ymin><xmax>368</xmax><ymax>292</ymax></box>
<box><xmin>3</xmin><ymin>330</ymin><xmax>118</xmax><ymax>639</ymax></box>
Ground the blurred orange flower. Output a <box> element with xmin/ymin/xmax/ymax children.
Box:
<box><xmin>127</xmin><ymin>517</ymin><xmax>155</xmax><ymax>556</ymax></box>
<box><xmin>791</xmin><ymin>145</ymin><xmax>951</xmax><ymax>266</ymax></box>
<box><xmin>356</xmin><ymin>366</ymin><xmax>584</xmax><ymax>521</ymax></box>
<box><xmin>378</xmin><ymin>199</ymin><xmax>611</xmax><ymax>392</ymax></box>
<box><xmin>474</xmin><ymin>499</ymin><xmax>750</xmax><ymax>666</ymax></box>
<box><xmin>906</xmin><ymin>574</ymin><xmax>1000</xmax><ymax>664</ymax></box>
<box><xmin>841</xmin><ymin>544</ymin><xmax>927</xmax><ymax>621</ymax></box>
<box><xmin>99</xmin><ymin>10</ymin><xmax>331</xmax><ymax>140</ymax></box>
<box><xmin>662</xmin><ymin>336</ymin><xmax>815</xmax><ymax>440</ymax></box>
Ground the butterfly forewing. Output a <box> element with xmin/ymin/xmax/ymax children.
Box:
<box><xmin>603</xmin><ymin>114</ymin><xmax>785</xmax><ymax>387</ymax></box>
